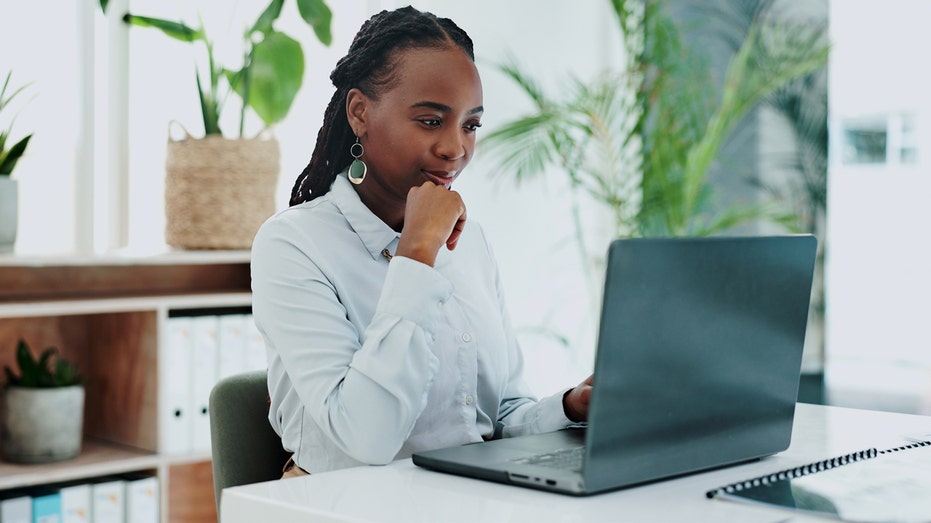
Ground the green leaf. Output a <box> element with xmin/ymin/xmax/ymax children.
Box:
<box><xmin>99</xmin><ymin>0</ymin><xmax>109</xmax><ymax>13</ymax></box>
<box><xmin>14</xmin><ymin>340</ymin><xmax>39</xmax><ymax>387</ymax></box>
<box><xmin>54</xmin><ymin>359</ymin><xmax>82</xmax><ymax>387</ymax></box>
<box><xmin>6</xmin><ymin>339</ymin><xmax>81</xmax><ymax>388</ymax></box>
<box><xmin>1</xmin><ymin>72</ymin><xmax>16</xmax><ymax>110</ymax></box>
<box><xmin>249</xmin><ymin>0</ymin><xmax>285</xmax><ymax>36</ymax></box>
<box><xmin>696</xmin><ymin>202</ymin><xmax>797</xmax><ymax>237</ymax></box>
<box><xmin>197</xmin><ymin>71</ymin><xmax>222</xmax><ymax>136</ymax></box>
<box><xmin>119</xmin><ymin>2</ymin><xmax>331</xmax><ymax>137</ymax></box>
<box><xmin>235</xmin><ymin>31</ymin><xmax>304</xmax><ymax>126</ymax></box>
<box><xmin>481</xmin><ymin>113</ymin><xmax>562</xmax><ymax>183</ymax></box>
<box><xmin>36</xmin><ymin>347</ymin><xmax>57</xmax><ymax>385</ymax></box>
<box><xmin>1</xmin><ymin>77</ymin><xmax>32</xmax><ymax>115</ymax></box>
<box><xmin>3</xmin><ymin>366</ymin><xmax>17</xmax><ymax>386</ymax></box>
<box><xmin>0</xmin><ymin>134</ymin><xmax>33</xmax><ymax>175</ymax></box>
<box><xmin>123</xmin><ymin>15</ymin><xmax>203</xmax><ymax>43</ymax></box>
<box><xmin>496</xmin><ymin>58</ymin><xmax>548</xmax><ymax>109</ymax></box>
<box><xmin>0</xmin><ymin>71</ymin><xmax>8</xmax><ymax>102</ymax></box>
<box><xmin>297</xmin><ymin>0</ymin><xmax>333</xmax><ymax>46</ymax></box>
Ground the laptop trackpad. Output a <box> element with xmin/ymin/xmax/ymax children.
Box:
<box><xmin>415</xmin><ymin>427</ymin><xmax>586</xmax><ymax>468</ymax></box>
<box><xmin>464</xmin><ymin>427</ymin><xmax>586</xmax><ymax>463</ymax></box>
<box><xmin>488</xmin><ymin>427</ymin><xmax>586</xmax><ymax>452</ymax></box>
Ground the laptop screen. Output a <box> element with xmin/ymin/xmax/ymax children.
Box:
<box><xmin>582</xmin><ymin>235</ymin><xmax>817</xmax><ymax>492</ymax></box>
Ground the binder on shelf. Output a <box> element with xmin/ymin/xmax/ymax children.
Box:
<box><xmin>244</xmin><ymin>315</ymin><xmax>267</xmax><ymax>372</ymax></box>
<box><xmin>125</xmin><ymin>474</ymin><xmax>159</xmax><ymax>523</ymax></box>
<box><xmin>161</xmin><ymin>316</ymin><xmax>195</xmax><ymax>454</ymax></box>
<box><xmin>0</xmin><ymin>493</ymin><xmax>32</xmax><ymax>523</ymax></box>
<box><xmin>59</xmin><ymin>483</ymin><xmax>92</xmax><ymax>523</ymax></box>
<box><xmin>707</xmin><ymin>439</ymin><xmax>931</xmax><ymax>523</ymax></box>
<box><xmin>191</xmin><ymin>315</ymin><xmax>220</xmax><ymax>453</ymax></box>
<box><xmin>217</xmin><ymin>313</ymin><xmax>249</xmax><ymax>379</ymax></box>
<box><xmin>91</xmin><ymin>479</ymin><xmax>126</xmax><ymax>523</ymax></box>
<box><xmin>32</xmin><ymin>490</ymin><xmax>61</xmax><ymax>523</ymax></box>
<box><xmin>0</xmin><ymin>494</ymin><xmax>31</xmax><ymax>523</ymax></box>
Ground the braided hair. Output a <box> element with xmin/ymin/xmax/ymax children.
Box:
<box><xmin>288</xmin><ymin>6</ymin><xmax>475</xmax><ymax>206</ymax></box>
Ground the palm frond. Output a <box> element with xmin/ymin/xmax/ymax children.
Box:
<box><xmin>480</xmin><ymin>112</ymin><xmax>567</xmax><ymax>184</ymax></box>
<box><xmin>680</xmin><ymin>14</ymin><xmax>830</xmax><ymax>228</ymax></box>
<box><xmin>485</xmin><ymin>0</ymin><xmax>829</xmax><ymax>241</ymax></box>
<box><xmin>693</xmin><ymin>200</ymin><xmax>799</xmax><ymax>237</ymax></box>
<box><xmin>496</xmin><ymin>56</ymin><xmax>548</xmax><ymax>110</ymax></box>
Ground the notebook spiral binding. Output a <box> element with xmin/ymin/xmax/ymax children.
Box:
<box><xmin>878</xmin><ymin>439</ymin><xmax>931</xmax><ymax>455</ymax></box>
<box><xmin>706</xmin><ymin>439</ymin><xmax>931</xmax><ymax>499</ymax></box>
<box><xmin>705</xmin><ymin>448</ymin><xmax>878</xmax><ymax>499</ymax></box>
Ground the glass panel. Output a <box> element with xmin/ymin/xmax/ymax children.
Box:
<box><xmin>1</xmin><ymin>3</ymin><xmax>87</xmax><ymax>254</ymax></box>
<box><xmin>842</xmin><ymin>126</ymin><xmax>887</xmax><ymax>165</ymax></box>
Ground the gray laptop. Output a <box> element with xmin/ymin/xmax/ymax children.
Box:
<box><xmin>412</xmin><ymin>235</ymin><xmax>818</xmax><ymax>495</ymax></box>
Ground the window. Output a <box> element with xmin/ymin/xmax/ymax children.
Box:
<box><xmin>840</xmin><ymin>114</ymin><xmax>918</xmax><ymax>167</ymax></box>
<box><xmin>1</xmin><ymin>2</ymin><xmax>97</xmax><ymax>254</ymax></box>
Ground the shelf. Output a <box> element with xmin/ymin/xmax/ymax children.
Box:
<box><xmin>0</xmin><ymin>439</ymin><xmax>160</xmax><ymax>490</ymax></box>
<box><xmin>0</xmin><ymin>255</ymin><xmax>249</xmax><ymax>522</ymax></box>
<box><xmin>0</xmin><ymin>252</ymin><xmax>251</xmax><ymax>303</ymax></box>
<box><xmin>0</xmin><ymin>292</ymin><xmax>253</xmax><ymax>319</ymax></box>
<box><xmin>0</xmin><ymin>249</ymin><xmax>251</xmax><ymax>267</ymax></box>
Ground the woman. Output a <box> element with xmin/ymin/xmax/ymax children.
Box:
<box><xmin>251</xmin><ymin>6</ymin><xmax>593</xmax><ymax>477</ymax></box>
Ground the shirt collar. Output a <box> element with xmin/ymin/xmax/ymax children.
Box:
<box><xmin>330</xmin><ymin>171</ymin><xmax>400</xmax><ymax>260</ymax></box>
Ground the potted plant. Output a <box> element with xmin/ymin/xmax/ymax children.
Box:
<box><xmin>481</xmin><ymin>0</ymin><xmax>829</xmax><ymax>295</ymax></box>
<box><xmin>0</xmin><ymin>71</ymin><xmax>33</xmax><ymax>254</ymax></box>
<box><xmin>2</xmin><ymin>339</ymin><xmax>84</xmax><ymax>464</ymax></box>
<box><xmin>99</xmin><ymin>0</ymin><xmax>333</xmax><ymax>249</ymax></box>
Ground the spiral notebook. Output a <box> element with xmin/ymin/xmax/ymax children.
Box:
<box><xmin>707</xmin><ymin>439</ymin><xmax>931</xmax><ymax>522</ymax></box>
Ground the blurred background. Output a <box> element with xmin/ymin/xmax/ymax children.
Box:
<box><xmin>2</xmin><ymin>0</ymin><xmax>929</xmax><ymax>414</ymax></box>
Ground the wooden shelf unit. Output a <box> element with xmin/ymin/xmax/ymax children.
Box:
<box><xmin>0</xmin><ymin>250</ymin><xmax>252</xmax><ymax>523</ymax></box>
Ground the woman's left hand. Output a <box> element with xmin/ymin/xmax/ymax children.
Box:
<box><xmin>563</xmin><ymin>374</ymin><xmax>593</xmax><ymax>422</ymax></box>
<box><xmin>396</xmin><ymin>182</ymin><xmax>467</xmax><ymax>267</ymax></box>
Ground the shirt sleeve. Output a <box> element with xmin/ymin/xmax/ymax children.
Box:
<box><xmin>473</xmin><ymin>228</ymin><xmax>576</xmax><ymax>438</ymax></box>
<box><xmin>252</xmin><ymin>217</ymin><xmax>453</xmax><ymax>465</ymax></box>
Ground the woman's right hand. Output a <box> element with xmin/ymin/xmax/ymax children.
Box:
<box><xmin>396</xmin><ymin>182</ymin><xmax>467</xmax><ymax>267</ymax></box>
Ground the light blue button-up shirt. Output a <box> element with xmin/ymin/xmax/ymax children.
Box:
<box><xmin>251</xmin><ymin>173</ymin><xmax>573</xmax><ymax>473</ymax></box>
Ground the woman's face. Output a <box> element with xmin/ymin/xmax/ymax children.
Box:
<box><xmin>349</xmin><ymin>46</ymin><xmax>483</xmax><ymax>224</ymax></box>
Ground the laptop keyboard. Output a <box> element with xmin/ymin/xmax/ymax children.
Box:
<box><xmin>511</xmin><ymin>446</ymin><xmax>585</xmax><ymax>473</ymax></box>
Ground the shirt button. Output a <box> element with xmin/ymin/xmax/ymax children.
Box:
<box><xmin>461</xmin><ymin>332</ymin><xmax>472</xmax><ymax>342</ymax></box>
<box><xmin>465</xmin><ymin>395</ymin><xmax>474</xmax><ymax>405</ymax></box>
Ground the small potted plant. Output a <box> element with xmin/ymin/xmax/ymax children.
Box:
<box><xmin>0</xmin><ymin>71</ymin><xmax>34</xmax><ymax>253</ymax></box>
<box><xmin>99</xmin><ymin>0</ymin><xmax>333</xmax><ymax>249</ymax></box>
<box><xmin>2</xmin><ymin>339</ymin><xmax>84</xmax><ymax>464</ymax></box>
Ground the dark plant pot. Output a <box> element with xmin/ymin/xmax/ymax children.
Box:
<box><xmin>1</xmin><ymin>385</ymin><xmax>85</xmax><ymax>463</ymax></box>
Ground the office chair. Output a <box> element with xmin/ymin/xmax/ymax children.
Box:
<box><xmin>209</xmin><ymin>369</ymin><xmax>290</xmax><ymax>515</ymax></box>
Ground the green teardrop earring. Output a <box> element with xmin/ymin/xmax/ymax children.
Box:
<box><xmin>348</xmin><ymin>137</ymin><xmax>367</xmax><ymax>185</ymax></box>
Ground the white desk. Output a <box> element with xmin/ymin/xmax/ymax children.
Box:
<box><xmin>221</xmin><ymin>404</ymin><xmax>931</xmax><ymax>522</ymax></box>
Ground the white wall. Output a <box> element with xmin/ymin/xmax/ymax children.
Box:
<box><xmin>826</xmin><ymin>0</ymin><xmax>931</xmax><ymax>413</ymax></box>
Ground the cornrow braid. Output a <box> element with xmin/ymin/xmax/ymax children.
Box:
<box><xmin>289</xmin><ymin>6</ymin><xmax>475</xmax><ymax>206</ymax></box>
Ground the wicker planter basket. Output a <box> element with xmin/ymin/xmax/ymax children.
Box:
<box><xmin>165</xmin><ymin>134</ymin><xmax>279</xmax><ymax>249</ymax></box>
